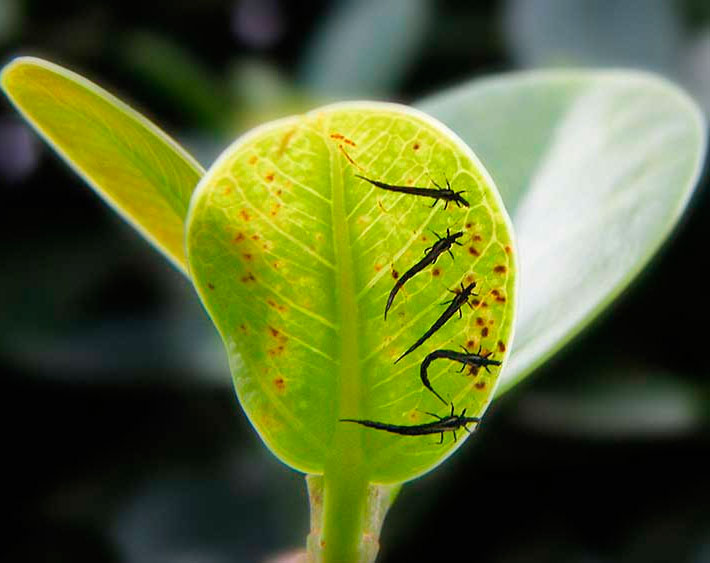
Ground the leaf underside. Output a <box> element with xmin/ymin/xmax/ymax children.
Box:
<box><xmin>186</xmin><ymin>103</ymin><xmax>517</xmax><ymax>481</ymax></box>
<box><xmin>0</xmin><ymin>56</ymin><xmax>203</xmax><ymax>274</ymax></box>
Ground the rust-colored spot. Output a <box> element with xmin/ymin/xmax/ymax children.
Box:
<box><xmin>465</xmin><ymin>222</ymin><xmax>472</xmax><ymax>229</ymax></box>
<box><xmin>505</xmin><ymin>245</ymin><xmax>512</xmax><ymax>254</ymax></box>
<box><xmin>481</xmin><ymin>327</ymin><xmax>489</xmax><ymax>338</ymax></box>
<box><xmin>248</xmin><ymin>155</ymin><xmax>258</xmax><ymax>165</ymax></box>
<box><xmin>337</xmin><ymin>144</ymin><xmax>360</xmax><ymax>168</ymax></box>
<box><xmin>473</xmin><ymin>234</ymin><xmax>482</xmax><ymax>242</ymax></box>
<box><xmin>471</xmin><ymin>299</ymin><xmax>481</xmax><ymax>307</ymax></box>
<box><xmin>239</xmin><ymin>324</ymin><xmax>248</xmax><ymax>334</ymax></box>
<box><xmin>491</xmin><ymin>289</ymin><xmax>500</xmax><ymax>297</ymax></box>
<box><xmin>222</xmin><ymin>186</ymin><xmax>232</xmax><ymax>195</ymax></box>
<box><xmin>267</xmin><ymin>299</ymin><xmax>288</xmax><ymax>313</ymax></box>
<box><xmin>233</xmin><ymin>232</ymin><xmax>246</xmax><ymax>243</ymax></box>
<box><xmin>468</xmin><ymin>246</ymin><xmax>479</xmax><ymax>256</ymax></box>
<box><xmin>251</xmin><ymin>234</ymin><xmax>260</xmax><ymax>241</ymax></box>
<box><xmin>275</xmin><ymin>188</ymin><xmax>283</xmax><ymax>196</ymax></box>
<box><xmin>270</xmin><ymin>203</ymin><xmax>281</xmax><ymax>216</ymax></box>
<box><xmin>497</xmin><ymin>340</ymin><xmax>506</xmax><ymax>352</ymax></box>
<box><xmin>488</xmin><ymin>319</ymin><xmax>495</xmax><ymax>325</ymax></box>
<box><xmin>467</xmin><ymin>365</ymin><xmax>480</xmax><ymax>377</ymax></box>
<box><xmin>374</xmin><ymin>263</ymin><xmax>383</xmax><ymax>272</ymax></box>
<box><xmin>329</xmin><ymin>132</ymin><xmax>356</xmax><ymax>146</ymax></box>
<box><xmin>265</xmin><ymin>172</ymin><xmax>275</xmax><ymax>182</ymax></box>
<box><xmin>274</xmin><ymin>377</ymin><xmax>286</xmax><ymax>392</ymax></box>
<box><xmin>465</xmin><ymin>274</ymin><xmax>476</xmax><ymax>284</ymax></box>
<box><xmin>476</xmin><ymin>317</ymin><xmax>485</xmax><ymax>326</ymax></box>
<box><xmin>391</xmin><ymin>270</ymin><xmax>399</xmax><ymax>279</ymax></box>
<box><xmin>409</xmin><ymin>410</ymin><xmax>419</xmax><ymax>421</ymax></box>
<box><xmin>277</xmin><ymin>128</ymin><xmax>296</xmax><ymax>157</ymax></box>
<box><xmin>494</xmin><ymin>265</ymin><xmax>507</xmax><ymax>274</ymax></box>
<box><xmin>481</xmin><ymin>301</ymin><xmax>489</xmax><ymax>308</ymax></box>
<box><xmin>241</xmin><ymin>272</ymin><xmax>256</xmax><ymax>283</ymax></box>
<box><xmin>412</xmin><ymin>142</ymin><xmax>420</xmax><ymax>151</ymax></box>
<box><xmin>272</xmin><ymin>261</ymin><xmax>281</xmax><ymax>269</ymax></box>
<box><xmin>269</xmin><ymin>326</ymin><xmax>280</xmax><ymax>338</ymax></box>
<box><xmin>421</xmin><ymin>235</ymin><xmax>428</xmax><ymax>242</ymax></box>
<box><xmin>495</xmin><ymin>294</ymin><xmax>506</xmax><ymax>303</ymax></box>
<box><xmin>320</xmin><ymin>540</ymin><xmax>326</xmax><ymax>549</ymax></box>
<box><xmin>240</xmin><ymin>209</ymin><xmax>251</xmax><ymax>221</ymax></box>
<box><xmin>466</xmin><ymin>339</ymin><xmax>477</xmax><ymax>349</ymax></box>
<box><xmin>242</xmin><ymin>252</ymin><xmax>253</xmax><ymax>261</ymax></box>
<box><xmin>207</xmin><ymin>283</ymin><xmax>215</xmax><ymax>290</ymax></box>
<box><xmin>475</xmin><ymin>381</ymin><xmax>486</xmax><ymax>390</ymax></box>
<box><xmin>432</xmin><ymin>267</ymin><xmax>441</xmax><ymax>277</ymax></box>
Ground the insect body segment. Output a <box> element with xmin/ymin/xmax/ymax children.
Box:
<box><xmin>384</xmin><ymin>229</ymin><xmax>464</xmax><ymax>320</ymax></box>
<box><xmin>340</xmin><ymin>404</ymin><xmax>480</xmax><ymax>444</ymax></box>
<box><xmin>394</xmin><ymin>282</ymin><xmax>477</xmax><ymax>364</ymax></box>
<box><xmin>355</xmin><ymin>174</ymin><xmax>469</xmax><ymax>209</ymax></box>
<box><xmin>420</xmin><ymin>347</ymin><xmax>502</xmax><ymax>405</ymax></box>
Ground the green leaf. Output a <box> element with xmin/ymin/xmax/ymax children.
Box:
<box><xmin>416</xmin><ymin>70</ymin><xmax>707</xmax><ymax>394</ymax></box>
<box><xmin>185</xmin><ymin>102</ymin><xmax>516</xmax><ymax>559</ymax></box>
<box><xmin>0</xmin><ymin>56</ymin><xmax>204</xmax><ymax>274</ymax></box>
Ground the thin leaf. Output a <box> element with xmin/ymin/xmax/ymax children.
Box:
<box><xmin>1</xmin><ymin>56</ymin><xmax>204</xmax><ymax>273</ymax></box>
<box><xmin>416</xmin><ymin>69</ymin><xmax>707</xmax><ymax>393</ymax></box>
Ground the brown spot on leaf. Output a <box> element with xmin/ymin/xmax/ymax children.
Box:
<box><xmin>465</xmin><ymin>274</ymin><xmax>476</xmax><ymax>284</ymax></box>
<box><xmin>412</xmin><ymin>142</ymin><xmax>420</xmax><ymax>151</ymax></box>
<box><xmin>272</xmin><ymin>261</ymin><xmax>281</xmax><ymax>269</ymax></box>
<box><xmin>471</xmin><ymin>299</ymin><xmax>481</xmax><ymax>307</ymax></box>
<box><xmin>242</xmin><ymin>253</ymin><xmax>253</xmax><ymax>261</ymax></box>
<box><xmin>494</xmin><ymin>265</ymin><xmax>507</xmax><ymax>274</ymax></box>
<box><xmin>391</xmin><ymin>270</ymin><xmax>399</xmax><ymax>279</ymax></box>
<box><xmin>267</xmin><ymin>299</ymin><xmax>288</xmax><ymax>313</ymax></box>
<box><xmin>239</xmin><ymin>324</ymin><xmax>248</xmax><ymax>334</ymax></box>
<box><xmin>476</xmin><ymin>317</ymin><xmax>485</xmax><ymax>326</ymax></box>
<box><xmin>251</xmin><ymin>234</ymin><xmax>260</xmax><ymax>241</ymax></box>
<box><xmin>240</xmin><ymin>209</ymin><xmax>251</xmax><ymax>221</ymax></box>
<box><xmin>497</xmin><ymin>340</ymin><xmax>506</xmax><ymax>352</ymax></box>
<box><xmin>274</xmin><ymin>377</ymin><xmax>286</xmax><ymax>392</ymax></box>
<box><xmin>270</xmin><ymin>203</ymin><xmax>281</xmax><ymax>216</ymax></box>
<box><xmin>432</xmin><ymin>267</ymin><xmax>441</xmax><ymax>277</ymax></box>
<box><xmin>248</xmin><ymin>155</ymin><xmax>258</xmax><ymax>165</ymax></box>
<box><xmin>374</xmin><ymin>263</ymin><xmax>383</xmax><ymax>272</ymax></box>
<box><xmin>465</xmin><ymin>222</ymin><xmax>472</xmax><ymax>229</ymax></box>
<box><xmin>468</xmin><ymin>246</ymin><xmax>479</xmax><ymax>256</ymax></box>
<box><xmin>481</xmin><ymin>327</ymin><xmax>489</xmax><ymax>338</ymax></box>
<box><xmin>473</xmin><ymin>235</ymin><xmax>482</xmax><ymax>242</ymax></box>
<box><xmin>207</xmin><ymin>283</ymin><xmax>215</xmax><ymax>290</ymax></box>
<box><xmin>505</xmin><ymin>245</ymin><xmax>512</xmax><ymax>254</ymax></box>
<box><xmin>265</xmin><ymin>172</ymin><xmax>275</xmax><ymax>182</ymax></box>
<box><xmin>475</xmin><ymin>381</ymin><xmax>486</xmax><ymax>390</ymax></box>
<box><xmin>233</xmin><ymin>232</ymin><xmax>246</xmax><ymax>243</ymax></box>
<box><xmin>241</xmin><ymin>272</ymin><xmax>256</xmax><ymax>283</ymax></box>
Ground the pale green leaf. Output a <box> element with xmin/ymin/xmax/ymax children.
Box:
<box><xmin>0</xmin><ymin>56</ymin><xmax>204</xmax><ymax>274</ymax></box>
<box><xmin>186</xmin><ymin>102</ymin><xmax>517</xmax><ymax>481</ymax></box>
<box><xmin>416</xmin><ymin>70</ymin><xmax>707</xmax><ymax>394</ymax></box>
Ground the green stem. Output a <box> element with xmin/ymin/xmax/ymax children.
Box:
<box><xmin>307</xmin><ymin>475</ymin><xmax>400</xmax><ymax>562</ymax></box>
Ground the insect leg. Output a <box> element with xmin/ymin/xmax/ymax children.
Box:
<box><xmin>453</xmin><ymin>430</ymin><xmax>457</xmax><ymax>443</ymax></box>
<box><xmin>438</xmin><ymin>432</ymin><xmax>444</xmax><ymax>445</ymax></box>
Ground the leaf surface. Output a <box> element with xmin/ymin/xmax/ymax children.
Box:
<box><xmin>186</xmin><ymin>103</ymin><xmax>517</xmax><ymax>480</ymax></box>
<box><xmin>1</xmin><ymin>56</ymin><xmax>204</xmax><ymax>273</ymax></box>
<box><xmin>416</xmin><ymin>70</ymin><xmax>707</xmax><ymax>393</ymax></box>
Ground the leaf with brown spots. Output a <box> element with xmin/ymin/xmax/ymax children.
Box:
<box><xmin>186</xmin><ymin>103</ymin><xmax>517</xmax><ymax>485</ymax></box>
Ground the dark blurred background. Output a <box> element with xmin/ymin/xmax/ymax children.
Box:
<box><xmin>1</xmin><ymin>1</ymin><xmax>709</xmax><ymax>561</ymax></box>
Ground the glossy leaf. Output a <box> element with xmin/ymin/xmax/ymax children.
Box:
<box><xmin>186</xmin><ymin>102</ymin><xmax>517</xmax><ymax>481</ymax></box>
<box><xmin>417</xmin><ymin>70</ymin><xmax>707</xmax><ymax>393</ymax></box>
<box><xmin>0</xmin><ymin>56</ymin><xmax>204</xmax><ymax>273</ymax></box>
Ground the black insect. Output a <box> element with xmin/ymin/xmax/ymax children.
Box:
<box><xmin>394</xmin><ymin>281</ymin><xmax>477</xmax><ymax>364</ymax></box>
<box><xmin>420</xmin><ymin>346</ymin><xmax>503</xmax><ymax>405</ymax></box>
<box><xmin>384</xmin><ymin>228</ymin><xmax>464</xmax><ymax>320</ymax></box>
<box><xmin>355</xmin><ymin>174</ymin><xmax>469</xmax><ymax>209</ymax></box>
<box><xmin>340</xmin><ymin>403</ymin><xmax>480</xmax><ymax>444</ymax></box>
